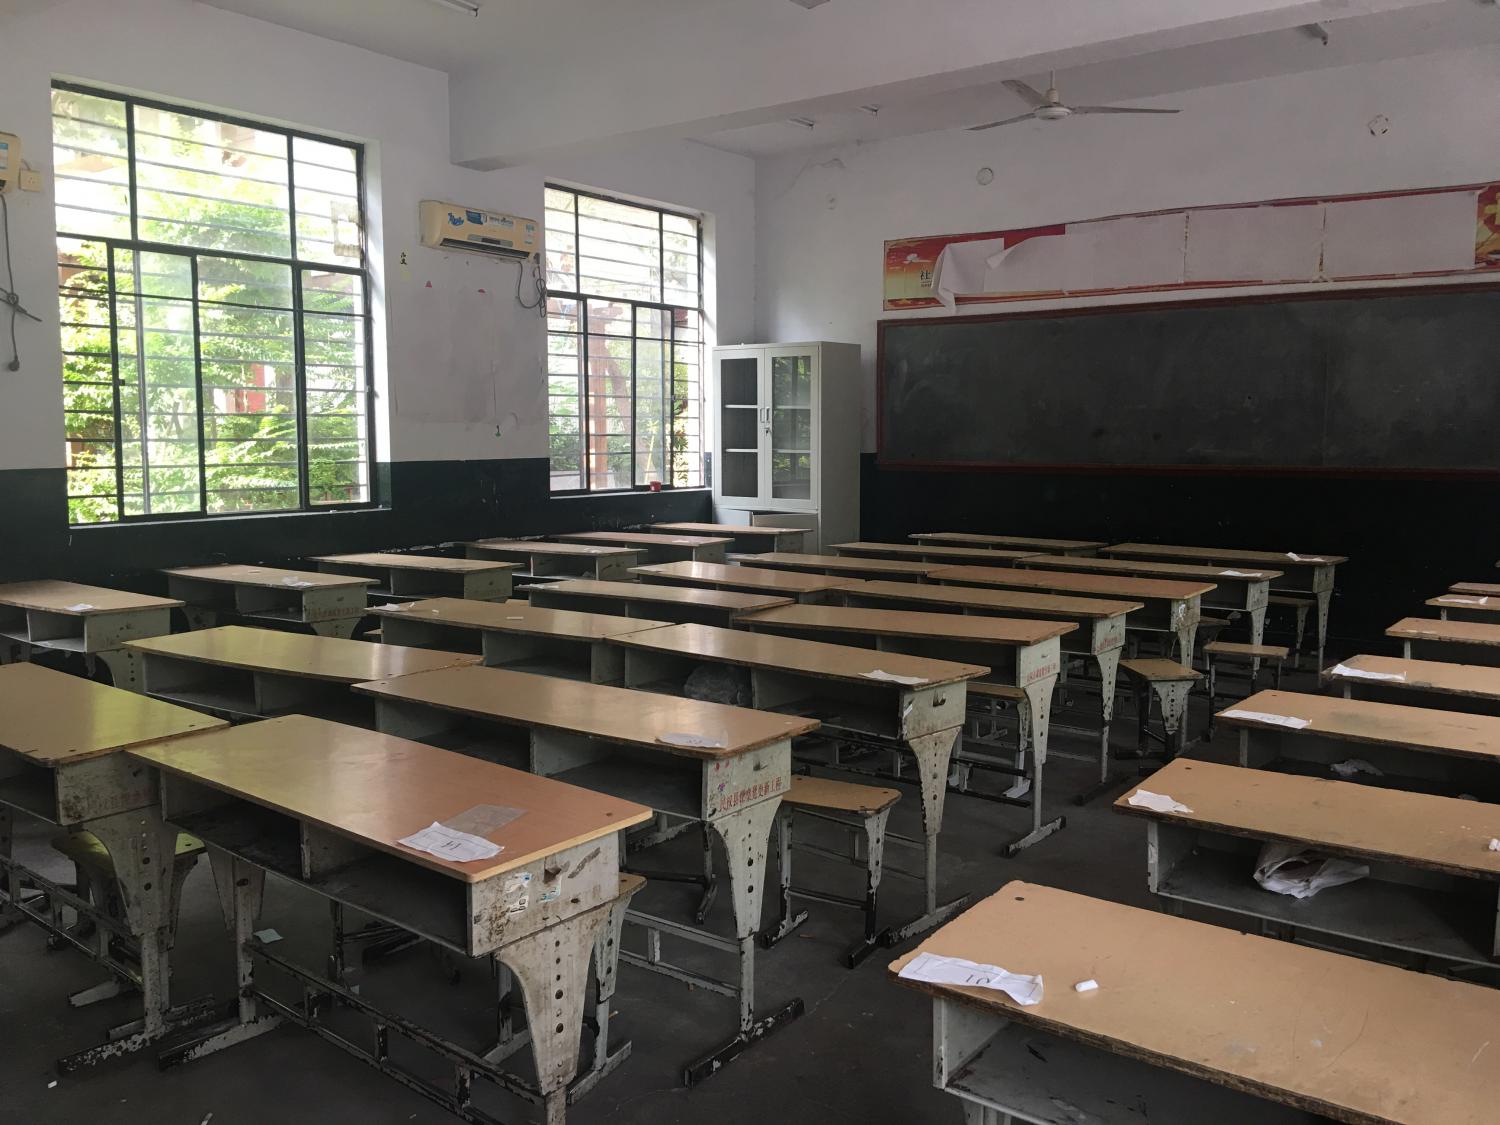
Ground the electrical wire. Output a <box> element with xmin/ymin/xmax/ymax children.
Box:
<box><xmin>0</xmin><ymin>192</ymin><xmax>41</xmax><ymax>372</ymax></box>
<box><xmin>514</xmin><ymin>253</ymin><xmax>547</xmax><ymax>317</ymax></box>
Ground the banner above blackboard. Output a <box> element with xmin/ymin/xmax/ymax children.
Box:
<box><xmin>883</xmin><ymin>182</ymin><xmax>1500</xmax><ymax>311</ymax></box>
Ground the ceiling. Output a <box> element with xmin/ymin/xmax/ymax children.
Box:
<box><xmin>198</xmin><ymin>0</ymin><xmax>1492</xmax><ymax>165</ymax></box>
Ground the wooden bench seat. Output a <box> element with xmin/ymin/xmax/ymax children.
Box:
<box><xmin>1204</xmin><ymin>639</ymin><xmax>1289</xmax><ymax>717</ymax></box>
<box><xmin>1120</xmin><ymin>658</ymin><xmax>1201</xmax><ymax>757</ymax></box>
<box><xmin>765</xmin><ymin>776</ymin><xmax>901</xmax><ymax>967</ymax></box>
<box><xmin>1118</xmin><ymin>758</ymin><xmax>1500</xmax><ymax>966</ymax></box>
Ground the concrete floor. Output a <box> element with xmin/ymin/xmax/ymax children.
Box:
<box><xmin>0</xmin><ymin>670</ymin><xmax>1298</xmax><ymax>1125</ymax></box>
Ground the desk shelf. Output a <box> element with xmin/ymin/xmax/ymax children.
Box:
<box><xmin>553</xmin><ymin>758</ymin><xmax>702</xmax><ymax>820</ymax></box>
<box><xmin>0</xmin><ymin>766</ymin><xmax>58</xmax><ymax>821</ymax></box>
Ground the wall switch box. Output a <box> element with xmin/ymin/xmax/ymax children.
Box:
<box><xmin>18</xmin><ymin>169</ymin><xmax>41</xmax><ymax>192</ymax></box>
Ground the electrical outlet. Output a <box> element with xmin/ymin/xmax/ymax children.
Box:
<box><xmin>18</xmin><ymin>169</ymin><xmax>41</xmax><ymax>192</ymax></box>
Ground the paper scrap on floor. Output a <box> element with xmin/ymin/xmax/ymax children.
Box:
<box><xmin>862</xmin><ymin>669</ymin><xmax>928</xmax><ymax>685</ymax></box>
<box><xmin>1220</xmin><ymin>709</ymin><xmax>1310</xmax><ymax>729</ymax></box>
<box><xmin>398</xmin><ymin>821</ymin><xmax>502</xmax><ymax>863</ymax></box>
<box><xmin>898</xmin><ymin>951</ymin><xmax>1043</xmax><ymax>1006</ymax></box>
<box><xmin>1254</xmin><ymin>841</ymin><xmax>1368</xmax><ymax>899</ymax></box>
<box><xmin>1330</xmin><ymin>663</ymin><xmax>1406</xmax><ymax>683</ymax></box>
<box><xmin>1127</xmin><ymin>789</ymin><xmax>1193</xmax><ymax>814</ymax></box>
<box><xmin>1330</xmin><ymin>758</ymin><xmax>1384</xmax><ymax>779</ymax></box>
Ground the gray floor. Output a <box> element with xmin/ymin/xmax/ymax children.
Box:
<box><xmin>1</xmin><ymin>670</ymin><xmax>1291</xmax><ymax>1125</ymax></box>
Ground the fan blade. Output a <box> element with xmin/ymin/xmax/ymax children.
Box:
<box><xmin>968</xmin><ymin>111</ymin><xmax>1038</xmax><ymax>132</ymax></box>
<box><xmin>1001</xmin><ymin>79</ymin><xmax>1048</xmax><ymax>108</ymax></box>
<box><xmin>1070</xmin><ymin>105</ymin><xmax>1181</xmax><ymax>115</ymax></box>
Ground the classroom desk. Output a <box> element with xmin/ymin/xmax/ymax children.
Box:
<box><xmin>1388</xmin><ymin>617</ymin><xmax>1500</xmax><ymax>668</ymax></box>
<box><xmin>463</xmin><ymin>540</ymin><xmax>642</xmax><ymax>583</ymax></box>
<box><xmin>831</xmin><ymin>541</ymin><xmax>1038</xmax><ymax>565</ymax></box>
<box><xmin>610</xmin><ymin>622</ymin><xmax>985</xmax><ymax>945</ymax></box>
<box><xmin>1324</xmin><ymin>653</ymin><xmax>1500</xmax><ymax>716</ymax></box>
<box><xmin>734</xmin><ymin>551</ymin><xmax>938</xmax><ymax>584</ymax></box>
<box><xmin>352</xmin><ymin>664</ymin><xmax>816</xmax><ymax>1086</ymax></box>
<box><xmin>131</xmin><ymin>714</ymin><xmax>650</xmax><ymax>1124</ymax></box>
<box><xmin>308</xmin><ymin>552</ymin><xmax>516</xmax><ymax>602</ymax></box>
<box><xmin>163</xmin><ymin>564</ymin><xmax>374</xmax><ymax>640</ymax></box>
<box><xmin>841</xmin><ymin>581</ymin><xmax>1138</xmax><ymax>776</ymax></box>
<box><xmin>1019</xmin><ymin>553</ymin><xmax>1276</xmax><ymax>653</ymax></box>
<box><xmin>737</xmin><ymin>604</ymin><xmax>1073</xmax><ymax>854</ymax></box>
<box><xmin>125</xmin><ymin>625</ymin><xmax>478</xmax><ymax>726</ymax></box>
<box><xmin>0</xmin><ymin>663</ymin><xmax>226</xmax><ymax>1069</ymax></box>
<box><xmin>629</xmin><ymin>560</ymin><xmax>862</xmax><ymax>604</ymax></box>
<box><xmin>1452</xmin><ymin>581</ymin><xmax>1500</xmax><ymax>597</ymax></box>
<box><xmin>1104</xmin><ymin>543</ymin><xmax>1345</xmax><ymax>668</ymax></box>
<box><xmin>930</xmin><ymin>565</ymin><xmax>1210</xmax><ymax>666</ymax></box>
<box><xmin>0</xmin><ymin>580</ymin><xmax>182</xmax><ymax>691</ymax></box>
<box><xmin>889</xmin><ymin>880</ymin><xmax>1500</xmax><ymax>1125</ymax></box>
<box><xmin>649</xmin><ymin>522</ymin><xmax>806</xmax><ymax>554</ymax></box>
<box><xmin>911</xmin><ymin>532</ymin><xmax>1105</xmax><ymax>555</ymax></box>
<box><xmin>1221</xmin><ymin>688</ymin><xmax>1500</xmax><ymax>799</ymax></box>
<box><xmin>553</xmin><ymin>531</ymin><xmax>731</xmax><ymax>565</ymax></box>
<box><xmin>1119</xmin><ymin>758</ymin><xmax>1500</xmax><ymax>967</ymax></box>
<box><xmin>1428</xmin><ymin>592</ymin><xmax>1500</xmax><ymax>623</ymax></box>
<box><xmin>528</xmin><ymin>578</ymin><xmax>792</xmax><ymax>627</ymax></box>
<box><xmin>371</xmin><ymin>598</ymin><xmax>668</xmax><ymax>683</ymax></box>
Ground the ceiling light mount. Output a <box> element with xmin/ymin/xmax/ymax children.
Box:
<box><xmin>1299</xmin><ymin>22</ymin><xmax>1330</xmax><ymax>45</ymax></box>
<box><xmin>426</xmin><ymin>0</ymin><xmax>481</xmax><ymax>15</ymax></box>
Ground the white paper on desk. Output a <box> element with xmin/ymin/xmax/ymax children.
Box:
<box><xmin>1330</xmin><ymin>663</ymin><xmax>1406</xmax><ymax>683</ymax></box>
<box><xmin>1220</xmin><ymin>709</ymin><xmax>1311</xmax><ymax>730</ymax></box>
<box><xmin>1286</xmin><ymin>553</ymin><xmax>1326</xmax><ymax>563</ymax></box>
<box><xmin>1443</xmin><ymin>596</ymin><xmax>1491</xmax><ymax>606</ymax></box>
<box><xmin>381</xmin><ymin>602</ymin><xmax>414</xmax><ymax>611</ymax></box>
<box><xmin>1254</xmin><ymin>841</ymin><xmax>1368</xmax><ymax>899</ymax></box>
<box><xmin>64</xmin><ymin>603</ymin><xmax>95</xmax><ymax>612</ymax></box>
<box><xmin>1218</xmin><ymin>570</ymin><xmax>1262</xmax><ymax>579</ymax></box>
<box><xmin>863</xmin><ymin>669</ymin><xmax>928</xmax><ymax>686</ymax></box>
<box><xmin>1127</xmin><ymin>789</ymin><xmax>1194</xmax><ymax>815</ymax></box>
<box><xmin>1489</xmin><ymin>839</ymin><xmax>1500</xmax><ymax>853</ymax></box>
<box><xmin>279</xmin><ymin>577</ymin><xmax>314</xmax><ymax>588</ymax></box>
<box><xmin>898</xmin><ymin>951</ymin><xmax>1043</xmax><ymax>1006</ymax></box>
<box><xmin>398</xmin><ymin>821</ymin><xmax>502</xmax><ymax>863</ymax></box>
<box><xmin>657</xmin><ymin>731</ymin><xmax>727</xmax><ymax>749</ymax></box>
<box><xmin>1330</xmin><ymin>757</ymin><xmax>1384</xmax><ymax>779</ymax></box>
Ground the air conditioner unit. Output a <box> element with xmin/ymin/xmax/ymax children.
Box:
<box><xmin>419</xmin><ymin>200</ymin><xmax>539</xmax><ymax>260</ymax></box>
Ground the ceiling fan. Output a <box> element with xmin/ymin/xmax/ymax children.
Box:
<box><xmin>970</xmin><ymin>71</ymin><xmax>1180</xmax><ymax>131</ymax></box>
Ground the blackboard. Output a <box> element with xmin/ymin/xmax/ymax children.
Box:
<box><xmin>876</xmin><ymin>286</ymin><xmax>1500</xmax><ymax>473</ymax></box>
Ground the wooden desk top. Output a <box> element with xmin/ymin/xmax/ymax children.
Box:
<box><xmin>0</xmin><ymin>662</ymin><xmax>225</xmax><ymax>766</ymax></box>
<box><xmin>1452</xmin><ymin>582</ymin><xmax>1500</xmax><ymax>597</ymax></box>
<box><xmin>833</xmin><ymin>541</ymin><xmax>1037</xmax><ymax>562</ymax></box>
<box><xmin>931</xmin><ymin>565</ymin><xmax>1214</xmax><ymax>601</ymax></box>
<box><xmin>741</xmin><ymin>552</ymin><xmax>938</xmax><ymax>578</ymax></box>
<box><xmin>129</xmin><ymin>714</ymin><xmax>651</xmax><ymax>883</ymax></box>
<box><xmin>1221</xmin><ymin>688</ymin><xmax>1500</xmax><ymax>760</ymax></box>
<box><xmin>537</xmin><ymin>578</ymin><xmax>792</xmax><ymax>614</ymax></box>
<box><xmin>615</xmin><ymin>622</ymin><xmax>988</xmax><ymax>688</ymax></box>
<box><xmin>309</xmin><ymin>552</ymin><xmax>517</xmax><ymax>574</ymax></box>
<box><xmin>630</xmin><ymin>561</ymin><xmax>862</xmax><ymax>595</ymax></box>
<box><xmin>651</xmin><ymin>521</ymin><xmax>806</xmax><ymax>537</ymax></box>
<box><xmin>740</xmin><ymin>604</ymin><xmax>1075</xmax><ymax>646</ymax></box>
<box><xmin>912</xmin><ymin>532</ymin><xmax>1106</xmax><ymax>552</ymax></box>
<box><xmin>1107</xmin><ymin>542</ymin><xmax>1347</xmax><ymax>567</ymax></box>
<box><xmin>889</xmin><ymin>880</ymin><xmax>1500</xmax><ymax>1125</ymax></box>
<box><xmin>355</xmin><ymin>664</ymin><xmax>817</xmax><ymax>758</ymax></box>
<box><xmin>1388</xmin><ymin>618</ymin><xmax>1500</xmax><ymax>648</ymax></box>
<box><xmin>1119</xmin><ymin>758</ymin><xmax>1500</xmax><ymax>880</ymax></box>
<box><xmin>465</xmin><ymin>539</ymin><xmax>640</xmax><ymax>559</ymax></box>
<box><xmin>1429</xmin><ymin>594</ymin><xmax>1500</xmax><ymax>613</ymax></box>
<box><xmin>126</xmin><ymin>626</ymin><xmax>479</xmax><ymax>684</ymax></box>
<box><xmin>1025</xmin><ymin>554</ymin><xmax>1281</xmax><ymax>582</ymax></box>
<box><xmin>556</xmin><ymin>531</ymin><xmax>732</xmax><ymax>549</ymax></box>
<box><xmin>852</xmin><ymin>580</ymin><xmax>1142</xmax><ymax>620</ymax></box>
<box><xmin>371</xmin><ymin>598</ymin><xmax>669</xmax><ymax>641</ymax></box>
<box><xmin>0</xmin><ymin>580</ymin><xmax>182</xmax><ymax>614</ymax></box>
<box><xmin>1327</xmin><ymin>654</ymin><xmax>1500</xmax><ymax>700</ymax></box>
<box><xmin>164</xmin><ymin>564</ymin><xmax>374</xmax><ymax>590</ymax></box>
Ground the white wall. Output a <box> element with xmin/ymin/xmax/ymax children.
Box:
<box><xmin>0</xmin><ymin>0</ymin><xmax>753</xmax><ymax>471</ymax></box>
<box><xmin>753</xmin><ymin>46</ymin><xmax>1500</xmax><ymax>450</ymax></box>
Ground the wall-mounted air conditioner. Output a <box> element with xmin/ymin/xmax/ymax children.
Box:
<box><xmin>419</xmin><ymin>200</ymin><xmax>539</xmax><ymax>259</ymax></box>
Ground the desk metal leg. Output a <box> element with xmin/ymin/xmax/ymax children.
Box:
<box><xmin>0</xmin><ymin>807</ymin><xmax>20</xmax><ymax>933</ymax></box>
<box><xmin>1073</xmin><ymin>648</ymin><xmax>1122</xmax><ymax>805</ymax></box>
<box><xmin>880</xmin><ymin>727</ymin><xmax>969</xmax><ymax>945</ymax></box>
<box><xmin>96</xmin><ymin>648</ymin><xmax>144</xmax><ymax>692</ymax></box>
<box><xmin>309</xmin><ymin>618</ymin><xmax>361</xmax><ymax>640</ymax></box>
<box><xmin>569</xmin><ymin>880</ymin><xmax>640</xmax><ymax>1101</ymax></box>
<box><xmin>1003</xmin><ymin>678</ymin><xmax>1064</xmax><ymax>856</ymax></box>
<box><xmin>1247</xmin><ymin>604</ymin><xmax>1267</xmax><ymax>679</ymax></box>
<box><xmin>1314</xmin><ymin>590</ymin><xmax>1332</xmax><ymax>673</ymax></box>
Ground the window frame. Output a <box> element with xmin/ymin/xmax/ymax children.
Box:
<box><xmin>52</xmin><ymin>80</ymin><xmax>378</xmax><ymax>526</ymax></box>
<box><xmin>544</xmin><ymin>184</ymin><xmax>705</xmax><ymax>495</ymax></box>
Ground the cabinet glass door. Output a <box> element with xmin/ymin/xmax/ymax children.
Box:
<box><xmin>769</xmin><ymin>351</ymin><xmax>815</xmax><ymax>503</ymax></box>
<box><xmin>717</xmin><ymin>352</ymin><xmax>762</xmax><ymax>501</ymax></box>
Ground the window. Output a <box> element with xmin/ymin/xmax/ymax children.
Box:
<box><xmin>51</xmin><ymin>84</ymin><xmax>373</xmax><ymax>525</ymax></box>
<box><xmin>543</xmin><ymin>186</ymin><xmax>702</xmax><ymax>492</ymax></box>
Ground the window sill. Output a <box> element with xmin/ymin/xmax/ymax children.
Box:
<box><xmin>69</xmin><ymin>505</ymin><xmax>389</xmax><ymax>532</ymax></box>
<box><xmin>549</xmin><ymin>488</ymin><xmax>711</xmax><ymax>500</ymax></box>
